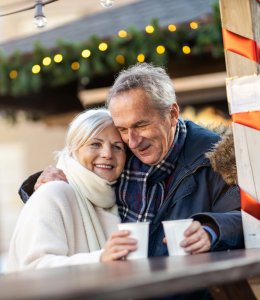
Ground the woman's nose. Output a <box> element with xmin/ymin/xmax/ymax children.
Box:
<box><xmin>101</xmin><ymin>145</ymin><xmax>113</xmax><ymax>159</ymax></box>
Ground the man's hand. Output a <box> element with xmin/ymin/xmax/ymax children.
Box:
<box><xmin>34</xmin><ymin>165</ymin><xmax>68</xmax><ymax>191</ymax></box>
<box><xmin>163</xmin><ymin>221</ymin><xmax>211</xmax><ymax>255</ymax></box>
<box><xmin>101</xmin><ymin>230</ymin><xmax>137</xmax><ymax>262</ymax></box>
<box><xmin>179</xmin><ymin>221</ymin><xmax>211</xmax><ymax>254</ymax></box>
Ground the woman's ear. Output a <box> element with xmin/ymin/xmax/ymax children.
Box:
<box><xmin>170</xmin><ymin>103</ymin><xmax>179</xmax><ymax>126</ymax></box>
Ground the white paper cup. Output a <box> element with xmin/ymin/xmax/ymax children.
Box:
<box><xmin>162</xmin><ymin>219</ymin><xmax>193</xmax><ymax>256</ymax></box>
<box><xmin>118</xmin><ymin>222</ymin><xmax>149</xmax><ymax>260</ymax></box>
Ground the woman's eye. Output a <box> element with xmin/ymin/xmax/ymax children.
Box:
<box><xmin>91</xmin><ymin>143</ymin><xmax>101</xmax><ymax>148</ymax></box>
<box><xmin>113</xmin><ymin>145</ymin><xmax>124</xmax><ymax>151</ymax></box>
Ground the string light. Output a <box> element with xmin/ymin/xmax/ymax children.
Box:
<box><xmin>100</xmin><ymin>0</ymin><xmax>115</xmax><ymax>8</ymax></box>
<box><xmin>115</xmin><ymin>54</ymin><xmax>125</xmax><ymax>64</ymax></box>
<box><xmin>118</xmin><ymin>30</ymin><xmax>128</xmax><ymax>38</ymax></box>
<box><xmin>190</xmin><ymin>21</ymin><xmax>199</xmax><ymax>29</ymax></box>
<box><xmin>54</xmin><ymin>54</ymin><xmax>63</xmax><ymax>63</ymax></box>
<box><xmin>156</xmin><ymin>45</ymin><xmax>165</xmax><ymax>55</ymax></box>
<box><xmin>137</xmin><ymin>54</ymin><xmax>145</xmax><ymax>62</ymax></box>
<box><xmin>168</xmin><ymin>24</ymin><xmax>177</xmax><ymax>32</ymax></box>
<box><xmin>98</xmin><ymin>42</ymin><xmax>108</xmax><ymax>51</ymax></box>
<box><xmin>42</xmin><ymin>57</ymin><xmax>52</xmax><ymax>66</ymax></box>
<box><xmin>81</xmin><ymin>49</ymin><xmax>91</xmax><ymax>58</ymax></box>
<box><xmin>32</xmin><ymin>65</ymin><xmax>41</xmax><ymax>74</ymax></box>
<box><xmin>145</xmin><ymin>25</ymin><xmax>154</xmax><ymax>34</ymax></box>
<box><xmin>9</xmin><ymin>70</ymin><xmax>18</xmax><ymax>79</ymax></box>
<box><xmin>71</xmin><ymin>62</ymin><xmax>80</xmax><ymax>71</ymax></box>
<box><xmin>34</xmin><ymin>0</ymin><xmax>47</xmax><ymax>29</ymax></box>
<box><xmin>182</xmin><ymin>46</ymin><xmax>191</xmax><ymax>54</ymax></box>
<box><xmin>3</xmin><ymin>2</ymin><xmax>199</xmax><ymax>83</ymax></box>
<box><xmin>0</xmin><ymin>0</ymin><xmax>118</xmax><ymax>31</ymax></box>
<box><xmin>0</xmin><ymin>0</ymin><xmax>59</xmax><ymax>17</ymax></box>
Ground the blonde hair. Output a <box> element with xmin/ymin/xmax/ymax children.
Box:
<box><xmin>61</xmin><ymin>108</ymin><xmax>113</xmax><ymax>156</ymax></box>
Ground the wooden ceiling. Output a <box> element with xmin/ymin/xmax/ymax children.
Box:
<box><xmin>0</xmin><ymin>0</ymin><xmax>139</xmax><ymax>44</ymax></box>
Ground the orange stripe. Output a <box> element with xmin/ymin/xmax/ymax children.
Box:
<box><xmin>222</xmin><ymin>28</ymin><xmax>260</xmax><ymax>63</ymax></box>
<box><xmin>241</xmin><ymin>189</ymin><xmax>260</xmax><ymax>220</ymax></box>
<box><xmin>232</xmin><ymin>111</ymin><xmax>260</xmax><ymax>131</ymax></box>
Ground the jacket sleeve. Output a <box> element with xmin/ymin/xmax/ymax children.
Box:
<box><xmin>18</xmin><ymin>171</ymin><xmax>42</xmax><ymax>203</ymax></box>
<box><xmin>192</xmin><ymin>170</ymin><xmax>244</xmax><ymax>251</ymax></box>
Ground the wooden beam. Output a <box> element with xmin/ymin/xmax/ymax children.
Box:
<box><xmin>78</xmin><ymin>71</ymin><xmax>227</xmax><ymax>107</ymax></box>
<box><xmin>224</xmin><ymin>52</ymin><xmax>258</xmax><ymax>77</ymax></box>
<box><xmin>43</xmin><ymin>111</ymin><xmax>79</xmax><ymax>127</ymax></box>
<box><xmin>219</xmin><ymin>0</ymin><xmax>260</xmax><ymax>77</ymax></box>
<box><xmin>232</xmin><ymin>123</ymin><xmax>260</xmax><ymax>202</ymax></box>
<box><xmin>220</xmin><ymin>1</ymin><xmax>254</xmax><ymax>39</ymax></box>
<box><xmin>219</xmin><ymin>0</ymin><xmax>260</xmax><ymax>253</ymax></box>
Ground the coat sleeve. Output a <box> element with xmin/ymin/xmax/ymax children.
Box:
<box><xmin>192</xmin><ymin>169</ymin><xmax>244</xmax><ymax>251</ymax></box>
<box><xmin>18</xmin><ymin>171</ymin><xmax>42</xmax><ymax>203</ymax></box>
<box><xmin>8</xmin><ymin>181</ymin><xmax>102</xmax><ymax>272</ymax></box>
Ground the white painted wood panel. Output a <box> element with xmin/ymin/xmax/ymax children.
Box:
<box><xmin>232</xmin><ymin>122</ymin><xmax>260</xmax><ymax>202</ymax></box>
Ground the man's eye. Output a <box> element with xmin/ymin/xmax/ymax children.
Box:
<box><xmin>136</xmin><ymin>123</ymin><xmax>148</xmax><ymax>128</ymax></box>
<box><xmin>118</xmin><ymin>128</ymin><xmax>127</xmax><ymax>133</ymax></box>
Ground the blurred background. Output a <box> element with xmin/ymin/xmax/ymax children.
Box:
<box><xmin>0</xmin><ymin>0</ymin><xmax>231</xmax><ymax>261</ymax></box>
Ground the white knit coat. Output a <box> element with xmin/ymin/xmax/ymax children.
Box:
<box><xmin>7</xmin><ymin>163</ymin><xmax>120</xmax><ymax>272</ymax></box>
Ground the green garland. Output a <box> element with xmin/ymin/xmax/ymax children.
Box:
<box><xmin>0</xmin><ymin>2</ymin><xmax>222</xmax><ymax>98</ymax></box>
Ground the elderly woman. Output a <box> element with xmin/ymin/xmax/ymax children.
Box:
<box><xmin>7</xmin><ymin>109</ymin><xmax>136</xmax><ymax>272</ymax></box>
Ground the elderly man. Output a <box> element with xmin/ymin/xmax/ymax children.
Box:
<box><xmin>20</xmin><ymin>63</ymin><xmax>243</xmax><ymax>299</ymax></box>
<box><xmin>105</xmin><ymin>63</ymin><xmax>243</xmax><ymax>253</ymax></box>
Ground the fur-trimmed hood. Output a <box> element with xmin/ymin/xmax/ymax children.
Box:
<box><xmin>205</xmin><ymin>126</ymin><xmax>237</xmax><ymax>186</ymax></box>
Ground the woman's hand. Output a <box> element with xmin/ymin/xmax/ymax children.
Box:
<box><xmin>101</xmin><ymin>230</ymin><xmax>137</xmax><ymax>262</ymax></box>
<box><xmin>34</xmin><ymin>165</ymin><xmax>68</xmax><ymax>191</ymax></box>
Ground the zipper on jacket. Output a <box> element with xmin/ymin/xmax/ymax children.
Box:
<box><xmin>150</xmin><ymin>162</ymin><xmax>209</xmax><ymax>236</ymax></box>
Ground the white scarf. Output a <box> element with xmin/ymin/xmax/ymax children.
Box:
<box><xmin>57</xmin><ymin>153</ymin><xmax>117</xmax><ymax>252</ymax></box>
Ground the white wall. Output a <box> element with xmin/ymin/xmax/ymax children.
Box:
<box><xmin>0</xmin><ymin>116</ymin><xmax>66</xmax><ymax>255</ymax></box>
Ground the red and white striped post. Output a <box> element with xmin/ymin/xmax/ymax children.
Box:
<box><xmin>219</xmin><ymin>0</ymin><xmax>260</xmax><ymax>248</ymax></box>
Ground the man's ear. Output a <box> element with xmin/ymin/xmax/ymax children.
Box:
<box><xmin>170</xmin><ymin>103</ymin><xmax>179</xmax><ymax>126</ymax></box>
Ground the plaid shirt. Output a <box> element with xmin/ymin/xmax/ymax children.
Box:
<box><xmin>116</xmin><ymin>119</ymin><xmax>187</xmax><ymax>223</ymax></box>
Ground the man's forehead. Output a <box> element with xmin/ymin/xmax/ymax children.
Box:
<box><xmin>112</xmin><ymin>112</ymin><xmax>145</xmax><ymax>126</ymax></box>
<box><xmin>111</xmin><ymin>108</ymin><xmax>158</xmax><ymax>130</ymax></box>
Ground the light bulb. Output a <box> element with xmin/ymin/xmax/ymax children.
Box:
<box><xmin>34</xmin><ymin>15</ymin><xmax>47</xmax><ymax>28</ymax></box>
<box><xmin>100</xmin><ymin>0</ymin><xmax>115</xmax><ymax>8</ymax></box>
<box><xmin>34</xmin><ymin>1</ymin><xmax>47</xmax><ymax>28</ymax></box>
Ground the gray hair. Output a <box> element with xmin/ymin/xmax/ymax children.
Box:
<box><xmin>106</xmin><ymin>63</ymin><xmax>177</xmax><ymax>114</ymax></box>
<box><xmin>62</xmin><ymin>108</ymin><xmax>113</xmax><ymax>156</ymax></box>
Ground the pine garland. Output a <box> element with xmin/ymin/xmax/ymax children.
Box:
<box><xmin>0</xmin><ymin>2</ymin><xmax>223</xmax><ymax>121</ymax></box>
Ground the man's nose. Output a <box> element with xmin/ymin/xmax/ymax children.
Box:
<box><xmin>128</xmin><ymin>129</ymin><xmax>141</xmax><ymax>149</ymax></box>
